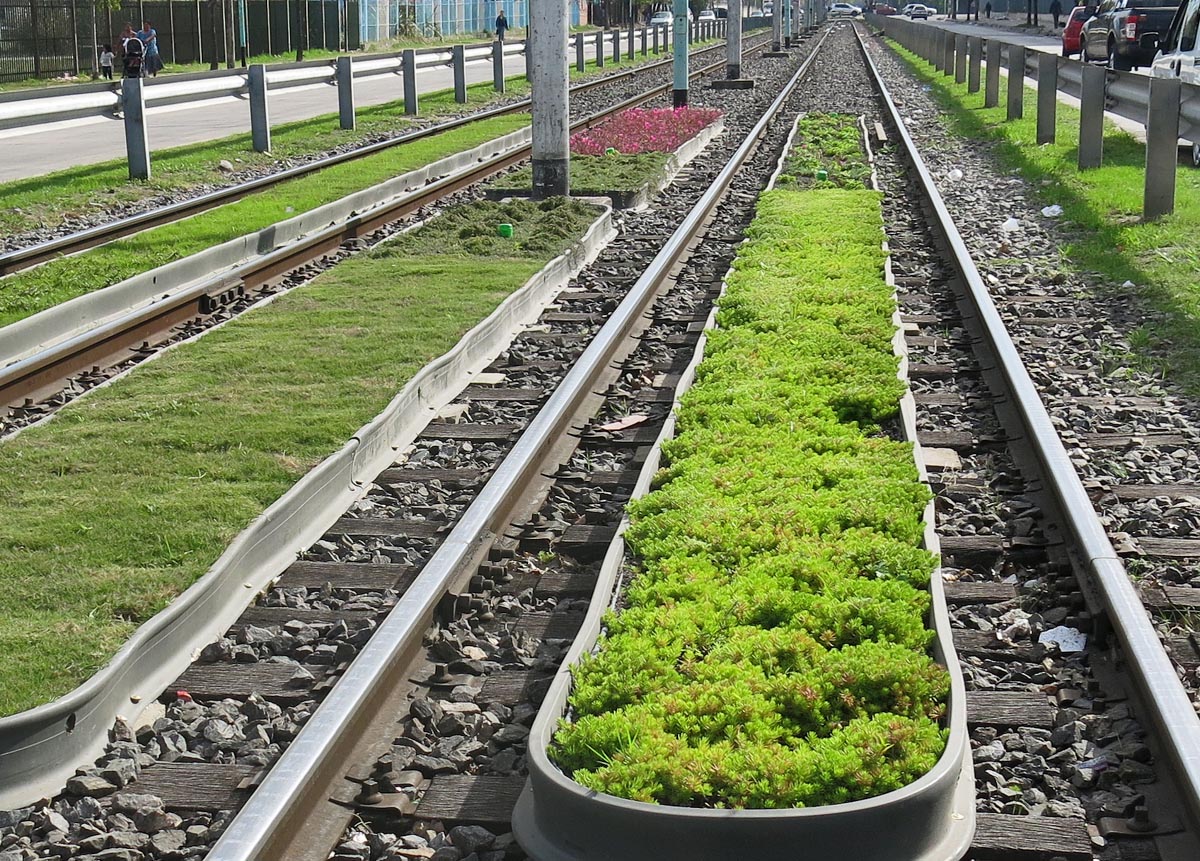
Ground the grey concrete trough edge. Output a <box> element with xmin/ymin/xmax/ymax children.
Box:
<box><xmin>863</xmin><ymin>22</ymin><xmax>1200</xmax><ymax>835</ymax></box>
<box><xmin>0</xmin><ymin>126</ymin><xmax>533</xmax><ymax>371</ymax></box>
<box><xmin>512</xmin><ymin>99</ymin><xmax>974</xmax><ymax>861</ymax></box>
<box><xmin>0</xmin><ymin>202</ymin><xmax>616</xmax><ymax>811</ymax></box>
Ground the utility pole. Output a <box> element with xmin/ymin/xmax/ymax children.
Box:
<box><xmin>712</xmin><ymin>0</ymin><xmax>753</xmax><ymax>87</ymax></box>
<box><xmin>672</xmin><ymin>0</ymin><xmax>688</xmax><ymax>106</ymax></box>
<box><xmin>530</xmin><ymin>0</ymin><xmax>569</xmax><ymax>198</ymax></box>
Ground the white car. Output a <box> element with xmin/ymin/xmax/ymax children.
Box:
<box><xmin>829</xmin><ymin>2</ymin><xmax>864</xmax><ymax>16</ymax></box>
<box><xmin>906</xmin><ymin>3</ymin><xmax>933</xmax><ymax>16</ymax></box>
<box><xmin>1147</xmin><ymin>0</ymin><xmax>1200</xmax><ymax>163</ymax></box>
<box><xmin>649</xmin><ymin>10</ymin><xmax>673</xmax><ymax>24</ymax></box>
<box><xmin>698</xmin><ymin>9</ymin><xmax>718</xmax><ymax>20</ymax></box>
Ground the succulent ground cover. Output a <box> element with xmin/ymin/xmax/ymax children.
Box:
<box><xmin>0</xmin><ymin>197</ymin><xmax>601</xmax><ymax>715</ymax></box>
<box><xmin>495</xmin><ymin>106</ymin><xmax>722</xmax><ymax>195</ymax></box>
<box><xmin>777</xmin><ymin>112</ymin><xmax>873</xmax><ymax>190</ymax></box>
<box><xmin>550</xmin><ymin>169</ymin><xmax>948</xmax><ymax>808</ymax></box>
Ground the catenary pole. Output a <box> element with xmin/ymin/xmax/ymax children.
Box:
<box><xmin>673</xmin><ymin>0</ymin><xmax>689</xmax><ymax>106</ymax></box>
<box><xmin>530</xmin><ymin>0</ymin><xmax>570</xmax><ymax>198</ymax></box>
<box><xmin>727</xmin><ymin>0</ymin><xmax>742</xmax><ymax>78</ymax></box>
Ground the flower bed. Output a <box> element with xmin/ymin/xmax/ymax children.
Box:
<box><xmin>490</xmin><ymin>106</ymin><xmax>723</xmax><ymax>207</ymax></box>
<box><xmin>547</xmin><ymin>184</ymin><xmax>950</xmax><ymax>809</ymax></box>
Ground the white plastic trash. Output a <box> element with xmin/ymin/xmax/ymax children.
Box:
<box><xmin>947</xmin><ymin>168</ymin><xmax>964</xmax><ymax>182</ymax></box>
<box><xmin>1041</xmin><ymin>205</ymin><xmax>1063</xmax><ymax>217</ymax></box>
<box><xmin>1001</xmin><ymin>217</ymin><xmax>1021</xmax><ymax>233</ymax></box>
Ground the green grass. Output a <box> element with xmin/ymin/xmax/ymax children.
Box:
<box><xmin>889</xmin><ymin>41</ymin><xmax>1200</xmax><ymax>392</ymax></box>
<box><xmin>0</xmin><ymin>196</ymin><xmax>601</xmax><ymax>716</ymax></box>
<box><xmin>0</xmin><ymin>114</ymin><xmax>531</xmax><ymax>328</ymax></box>
<box><xmin>778</xmin><ymin>113</ymin><xmax>873</xmax><ymax>190</ymax></box>
<box><xmin>493</xmin><ymin>152</ymin><xmax>671</xmax><ymax>195</ymax></box>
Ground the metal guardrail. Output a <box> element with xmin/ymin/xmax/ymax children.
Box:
<box><xmin>871</xmin><ymin>14</ymin><xmax>1199</xmax><ymax>218</ymax></box>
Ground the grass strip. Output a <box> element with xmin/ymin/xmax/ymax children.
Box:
<box><xmin>549</xmin><ymin>185</ymin><xmax>948</xmax><ymax>809</ymax></box>
<box><xmin>777</xmin><ymin>112</ymin><xmax>873</xmax><ymax>190</ymax></box>
<box><xmin>0</xmin><ymin>114</ymin><xmax>530</xmax><ymax>328</ymax></box>
<box><xmin>0</xmin><ymin>197</ymin><xmax>601</xmax><ymax>716</ymax></box>
<box><xmin>1</xmin><ymin>38</ymin><xmax>716</xmax><ymax>239</ymax></box>
<box><xmin>888</xmin><ymin>41</ymin><xmax>1200</xmax><ymax>392</ymax></box>
<box><xmin>492</xmin><ymin>152</ymin><xmax>672</xmax><ymax>196</ymax></box>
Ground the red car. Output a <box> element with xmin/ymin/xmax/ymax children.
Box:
<box><xmin>874</xmin><ymin>4</ymin><xmax>899</xmax><ymax>12</ymax></box>
<box><xmin>1061</xmin><ymin>5</ymin><xmax>1090</xmax><ymax>56</ymax></box>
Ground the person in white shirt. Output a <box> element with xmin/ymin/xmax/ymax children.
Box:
<box><xmin>99</xmin><ymin>44</ymin><xmax>114</xmax><ymax>79</ymax></box>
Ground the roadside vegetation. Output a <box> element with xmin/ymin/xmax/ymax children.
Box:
<box><xmin>550</xmin><ymin>147</ymin><xmax>948</xmax><ymax>807</ymax></box>
<box><xmin>890</xmin><ymin>43</ymin><xmax>1200</xmax><ymax>393</ymax></box>
<box><xmin>0</xmin><ymin>197</ymin><xmax>601</xmax><ymax>716</ymax></box>
<box><xmin>0</xmin><ymin>114</ymin><xmax>531</xmax><ymax>328</ymax></box>
<box><xmin>778</xmin><ymin>112</ymin><xmax>873</xmax><ymax>189</ymax></box>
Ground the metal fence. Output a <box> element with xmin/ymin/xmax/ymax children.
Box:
<box><xmin>358</xmin><ymin>0</ymin><xmax>586</xmax><ymax>44</ymax></box>
<box><xmin>0</xmin><ymin>0</ymin><xmax>361</xmax><ymax>82</ymax></box>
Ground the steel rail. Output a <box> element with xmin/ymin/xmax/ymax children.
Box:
<box><xmin>206</xmin><ymin>35</ymin><xmax>826</xmax><ymax>861</ymax></box>
<box><xmin>0</xmin><ymin>37</ymin><xmax>757</xmax><ymax>277</ymax></box>
<box><xmin>855</xmin><ymin>24</ymin><xmax>1200</xmax><ymax>837</ymax></box>
<box><xmin>0</xmin><ymin>50</ymin><xmax>745</xmax><ymax>417</ymax></box>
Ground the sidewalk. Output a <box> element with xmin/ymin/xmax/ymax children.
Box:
<box><xmin>1</xmin><ymin>56</ymin><xmax>527</xmax><ymax>184</ymax></box>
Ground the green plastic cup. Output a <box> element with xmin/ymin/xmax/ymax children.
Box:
<box><xmin>497</xmin><ymin>223</ymin><xmax>514</xmax><ymax>238</ymax></box>
<box><xmin>815</xmin><ymin>169</ymin><xmax>828</xmax><ymax>181</ymax></box>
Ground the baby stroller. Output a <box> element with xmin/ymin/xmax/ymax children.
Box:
<box><xmin>123</xmin><ymin>36</ymin><xmax>144</xmax><ymax>78</ymax></box>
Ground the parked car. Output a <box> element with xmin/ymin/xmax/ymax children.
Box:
<box><xmin>1145</xmin><ymin>0</ymin><xmax>1200</xmax><ymax>162</ymax></box>
<box><xmin>906</xmin><ymin>3</ymin><xmax>934</xmax><ymax>16</ymax></box>
<box><xmin>649</xmin><ymin>9</ymin><xmax>674</xmax><ymax>25</ymax></box>
<box><xmin>1081</xmin><ymin>0</ymin><xmax>1181</xmax><ymax>69</ymax></box>
<box><xmin>1062</xmin><ymin>5</ymin><xmax>1091</xmax><ymax>55</ymax></box>
<box><xmin>829</xmin><ymin>2</ymin><xmax>865</xmax><ymax>15</ymax></box>
<box><xmin>698</xmin><ymin>9</ymin><xmax>718</xmax><ymax>20</ymax></box>
<box><xmin>874</xmin><ymin>4</ymin><xmax>900</xmax><ymax>13</ymax></box>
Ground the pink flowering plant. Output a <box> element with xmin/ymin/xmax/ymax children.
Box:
<box><xmin>570</xmin><ymin>106</ymin><xmax>722</xmax><ymax>156</ymax></box>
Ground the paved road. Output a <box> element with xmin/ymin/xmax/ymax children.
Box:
<box><xmin>0</xmin><ymin>52</ymin><xmax>530</xmax><ymax>184</ymax></box>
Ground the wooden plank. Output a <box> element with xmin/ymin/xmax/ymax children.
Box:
<box><xmin>377</xmin><ymin>467</ymin><xmax>484</xmax><ymax>486</ymax></box>
<box><xmin>460</xmin><ymin>386</ymin><xmax>543</xmax><ymax>401</ymax></box>
<box><xmin>914</xmin><ymin>391</ymin><xmax>966</xmax><ymax>406</ymax></box>
<box><xmin>909</xmin><ymin>363</ymin><xmax>959</xmax><ymax>379</ymax></box>
<box><xmin>1015</xmin><ymin>316</ymin><xmax>1084</xmax><ymax>327</ymax></box>
<box><xmin>235</xmin><ymin>606</ymin><xmax>376</xmax><ymax>628</ymax></box>
<box><xmin>582</xmin><ymin>425</ymin><xmax>660</xmax><ymax>446</ymax></box>
<box><xmin>918</xmin><ymin>430</ymin><xmax>976</xmax><ymax>450</ymax></box>
<box><xmin>1140</xmin><ymin>584</ymin><xmax>1200</xmax><ymax>611</ymax></box>
<box><xmin>167</xmin><ymin>662</ymin><xmax>324</xmax><ymax>704</ymax></box>
<box><xmin>1132</xmin><ymin>537</ymin><xmax>1200</xmax><ymax>559</ymax></box>
<box><xmin>940</xmin><ymin>535</ymin><xmax>1006</xmax><ymax>557</ymax></box>
<box><xmin>124</xmin><ymin>764</ymin><xmax>257</xmax><ymax>813</ymax></box>
<box><xmin>970</xmin><ymin>812</ymin><xmax>1092</xmax><ymax>861</ymax></box>
<box><xmin>1081</xmin><ymin>432</ymin><xmax>1189</xmax><ymax>449</ymax></box>
<box><xmin>514</xmin><ymin>611</ymin><xmax>585</xmax><ymax>641</ymax></box>
<box><xmin>478</xmin><ymin>670</ymin><xmax>554</xmax><ymax>706</ymax></box>
<box><xmin>954</xmin><ymin>629</ymin><xmax>1042</xmax><ymax>661</ymax></box>
<box><xmin>277</xmin><ymin>561</ymin><xmax>414</xmax><ymax>591</ymax></box>
<box><xmin>557</xmin><ymin>469</ymin><xmax>642</xmax><ymax>488</ymax></box>
<box><xmin>541</xmin><ymin>312</ymin><xmax>599</xmax><ymax>323</ymax></box>
<box><xmin>1113</xmin><ymin>483</ymin><xmax>1200</xmax><ymax>500</ymax></box>
<box><xmin>943</xmin><ymin>581</ymin><xmax>1019</xmax><ymax>605</ymax></box>
<box><xmin>419</xmin><ymin>423</ymin><xmax>520</xmax><ymax>441</ymax></box>
<box><xmin>330</xmin><ymin>516</ymin><xmax>447</xmax><ymax>539</ymax></box>
<box><xmin>558</xmin><ymin>523</ymin><xmax>619</xmax><ymax>555</ymax></box>
<box><xmin>1165</xmin><ymin>637</ymin><xmax>1200</xmax><ymax>670</ymax></box>
<box><xmin>414</xmin><ymin>774</ymin><xmax>525</xmax><ymax>830</ymax></box>
<box><xmin>967</xmin><ymin>691</ymin><xmax>1054</xmax><ymax>729</ymax></box>
<box><xmin>534</xmin><ymin>569</ymin><xmax>598</xmax><ymax>599</ymax></box>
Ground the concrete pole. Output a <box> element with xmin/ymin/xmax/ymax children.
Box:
<box><xmin>728</xmin><ymin>0</ymin><xmax>743</xmax><ymax>78</ymax></box>
<box><xmin>1036</xmin><ymin>53</ymin><xmax>1057</xmax><ymax>144</ymax></box>
<box><xmin>249</xmin><ymin>63</ymin><xmax>271</xmax><ymax>152</ymax></box>
<box><xmin>984</xmin><ymin>39</ymin><xmax>1000</xmax><ymax>108</ymax></box>
<box><xmin>967</xmin><ymin>35</ymin><xmax>981</xmax><ymax>93</ymax></box>
<box><xmin>673</xmin><ymin>0</ymin><xmax>689</xmax><ymax>106</ymax></box>
<box><xmin>771</xmin><ymin>0</ymin><xmax>782</xmax><ymax>51</ymax></box>
<box><xmin>576</xmin><ymin>32</ymin><xmax>585</xmax><ymax>71</ymax></box>
<box><xmin>596</xmin><ymin>30</ymin><xmax>604</xmax><ymax>67</ymax></box>
<box><xmin>1006</xmin><ymin>44</ymin><xmax>1024</xmax><ymax>120</ymax></box>
<box><xmin>1078</xmin><ymin>63</ymin><xmax>1105</xmax><ymax>168</ymax></box>
<box><xmin>402</xmin><ymin>49</ymin><xmax>418</xmax><ymax>115</ymax></box>
<box><xmin>493</xmin><ymin>40</ymin><xmax>505</xmax><ymax>92</ymax></box>
<box><xmin>530</xmin><ymin>0</ymin><xmax>569</xmax><ymax>198</ymax></box>
<box><xmin>955</xmin><ymin>34</ymin><xmax>967</xmax><ymax>83</ymax></box>
<box><xmin>122</xmin><ymin>77</ymin><xmax>151</xmax><ymax>180</ymax></box>
<box><xmin>452</xmin><ymin>44</ymin><xmax>467</xmax><ymax>102</ymax></box>
<box><xmin>783</xmin><ymin>0</ymin><xmax>791</xmax><ymax>47</ymax></box>
<box><xmin>1144</xmin><ymin>76</ymin><xmax>1181</xmax><ymax>220</ymax></box>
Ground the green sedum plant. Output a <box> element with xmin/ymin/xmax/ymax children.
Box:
<box><xmin>549</xmin><ymin>178</ymin><xmax>950</xmax><ymax>808</ymax></box>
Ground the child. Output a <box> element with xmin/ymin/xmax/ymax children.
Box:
<box><xmin>100</xmin><ymin>44</ymin><xmax>114</xmax><ymax>79</ymax></box>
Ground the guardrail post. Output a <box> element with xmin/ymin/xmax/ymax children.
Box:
<box><xmin>1143</xmin><ymin>75</ymin><xmax>1180</xmax><ymax>219</ymax></box>
<box><xmin>985</xmin><ymin>39</ymin><xmax>1000</xmax><ymax>107</ymax></box>
<box><xmin>403</xmin><ymin>49</ymin><xmax>419</xmax><ymax>115</ymax></box>
<box><xmin>930</xmin><ymin>29</ymin><xmax>942</xmax><ymax>70</ymax></box>
<box><xmin>1006</xmin><ymin>45</ymin><xmax>1024</xmax><ymax>120</ymax></box>
<box><xmin>1036</xmin><ymin>53</ymin><xmax>1057</xmax><ymax>144</ymax></box>
<box><xmin>1078</xmin><ymin>63</ymin><xmax>1105</xmax><ymax>168</ymax></box>
<box><xmin>967</xmin><ymin>35</ymin><xmax>981</xmax><ymax>93</ymax></box>
<box><xmin>249</xmin><ymin>63</ymin><xmax>271</xmax><ymax>153</ymax></box>
<box><xmin>654</xmin><ymin>24</ymin><xmax>660</xmax><ymax>54</ymax></box>
<box><xmin>452</xmin><ymin>45</ymin><xmax>467</xmax><ymax>102</ymax></box>
<box><xmin>942</xmin><ymin>30</ymin><xmax>954</xmax><ymax>76</ymax></box>
<box><xmin>493</xmin><ymin>40</ymin><xmax>505</xmax><ymax>92</ymax></box>
<box><xmin>612</xmin><ymin>28</ymin><xmax>620</xmax><ymax>63</ymax></box>
<box><xmin>628</xmin><ymin>24</ymin><xmax>634</xmax><ymax>59</ymax></box>
<box><xmin>641</xmin><ymin>26</ymin><xmax>648</xmax><ymax>55</ymax></box>
<box><xmin>955</xmin><ymin>34</ymin><xmax>967</xmax><ymax>83</ymax></box>
<box><xmin>596</xmin><ymin>30</ymin><xmax>605</xmax><ymax>67</ymax></box>
<box><xmin>337</xmin><ymin>56</ymin><xmax>355</xmax><ymax>130</ymax></box>
<box><xmin>576</xmin><ymin>32</ymin><xmax>585</xmax><ymax>71</ymax></box>
<box><xmin>122</xmin><ymin>77</ymin><xmax>151</xmax><ymax>180</ymax></box>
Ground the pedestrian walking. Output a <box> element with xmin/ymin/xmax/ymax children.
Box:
<box><xmin>1049</xmin><ymin>0</ymin><xmax>1062</xmax><ymax>27</ymax></box>
<box><xmin>495</xmin><ymin>9</ymin><xmax>509</xmax><ymax>41</ymax></box>
<box><xmin>985</xmin><ymin>0</ymin><xmax>992</xmax><ymax>16</ymax></box>
<box><xmin>99</xmin><ymin>44</ymin><xmax>114</xmax><ymax>79</ymax></box>
<box><xmin>137</xmin><ymin>20</ymin><xmax>163</xmax><ymax>77</ymax></box>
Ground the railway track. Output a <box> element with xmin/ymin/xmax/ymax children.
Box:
<box><xmin>0</xmin><ymin>38</ymin><xmax>748</xmax><ymax>276</ymax></box>
<box><xmin>0</xmin><ymin>35</ymin><xmax>771</xmax><ymax>440</ymax></box>
<box><xmin>6</xmin><ymin>20</ymin><xmax>1200</xmax><ymax>861</ymax></box>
